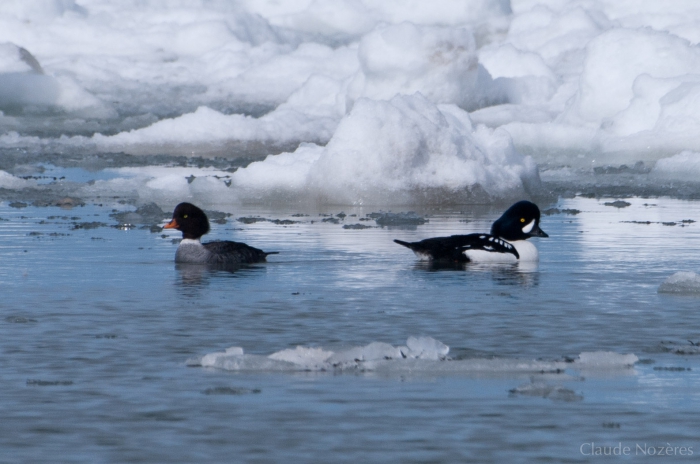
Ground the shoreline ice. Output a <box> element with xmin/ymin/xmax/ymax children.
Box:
<box><xmin>2</xmin><ymin>1</ymin><xmax>700</xmax><ymax>205</ymax></box>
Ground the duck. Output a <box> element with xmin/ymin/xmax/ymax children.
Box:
<box><xmin>164</xmin><ymin>202</ymin><xmax>278</xmax><ymax>265</ymax></box>
<box><xmin>394</xmin><ymin>200</ymin><xmax>548</xmax><ymax>263</ymax></box>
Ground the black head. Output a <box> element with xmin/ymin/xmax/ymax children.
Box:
<box><xmin>164</xmin><ymin>202</ymin><xmax>210</xmax><ymax>239</ymax></box>
<box><xmin>490</xmin><ymin>200</ymin><xmax>548</xmax><ymax>241</ymax></box>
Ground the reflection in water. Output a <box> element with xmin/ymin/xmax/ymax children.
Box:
<box><xmin>174</xmin><ymin>262</ymin><xmax>263</xmax><ymax>295</ymax></box>
<box><xmin>412</xmin><ymin>260</ymin><xmax>540</xmax><ymax>287</ymax></box>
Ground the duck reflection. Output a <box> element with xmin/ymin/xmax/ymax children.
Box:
<box><xmin>174</xmin><ymin>262</ymin><xmax>263</xmax><ymax>294</ymax></box>
<box><xmin>412</xmin><ymin>260</ymin><xmax>540</xmax><ymax>287</ymax></box>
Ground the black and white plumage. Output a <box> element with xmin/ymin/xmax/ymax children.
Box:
<box><xmin>164</xmin><ymin>202</ymin><xmax>277</xmax><ymax>265</ymax></box>
<box><xmin>394</xmin><ymin>201</ymin><xmax>548</xmax><ymax>263</ymax></box>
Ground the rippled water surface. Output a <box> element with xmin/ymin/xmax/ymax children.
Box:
<box><xmin>2</xmin><ymin>196</ymin><xmax>700</xmax><ymax>462</ymax></box>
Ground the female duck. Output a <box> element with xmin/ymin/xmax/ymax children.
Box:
<box><xmin>164</xmin><ymin>202</ymin><xmax>277</xmax><ymax>265</ymax></box>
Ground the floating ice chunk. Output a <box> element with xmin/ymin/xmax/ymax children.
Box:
<box><xmin>509</xmin><ymin>381</ymin><xmax>583</xmax><ymax>402</ymax></box>
<box><xmin>575</xmin><ymin>351</ymin><xmax>638</xmax><ymax>368</ymax></box>
<box><xmin>199</xmin><ymin>350</ymin><xmax>295</xmax><ymax>371</ymax></box>
<box><xmin>658</xmin><ymin>341</ymin><xmax>700</xmax><ymax>355</ymax></box>
<box><xmin>224</xmin><ymin>347</ymin><xmax>244</xmax><ymax>356</ymax></box>
<box><xmin>403</xmin><ymin>336</ymin><xmax>450</xmax><ymax>360</ymax></box>
<box><xmin>326</xmin><ymin>342</ymin><xmax>404</xmax><ymax>367</ymax></box>
<box><xmin>658</xmin><ymin>271</ymin><xmax>700</xmax><ymax>294</ymax></box>
<box><xmin>193</xmin><ymin>337</ymin><xmax>640</xmax><ymax>377</ymax></box>
<box><xmin>268</xmin><ymin>346</ymin><xmax>334</xmax><ymax>370</ymax></box>
<box><xmin>200</xmin><ymin>346</ymin><xmax>244</xmax><ymax>367</ymax></box>
<box><xmin>0</xmin><ymin>170</ymin><xmax>34</xmax><ymax>189</ymax></box>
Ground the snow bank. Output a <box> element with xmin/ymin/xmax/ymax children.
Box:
<box><xmin>190</xmin><ymin>336</ymin><xmax>637</xmax><ymax>375</ymax></box>
<box><xmin>347</xmin><ymin>23</ymin><xmax>507</xmax><ymax>111</ymax></box>
<box><xmin>3</xmin><ymin>0</ymin><xmax>700</xmax><ymax>200</ymax></box>
<box><xmin>230</xmin><ymin>93</ymin><xmax>539</xmax><ymax>205</ymax></box>
<box><xmin>658</xmin><ymin>271</ymin><xmax>700</xmax><ymax>294</ymax></box>
<box><xmin>653</xmin><ymin>151</ymin><xmax>700</xmax><ymax>181</ymax></box>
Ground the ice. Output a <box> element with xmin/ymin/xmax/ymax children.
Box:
<box><xmin>567</xmin><ymin>28</ymin><xmax>700</xmax><ymax>127</ymax></box>
<box><xmin>347</xmin><ymin>23</ymin><xmax>506</xmax><ymax>111</ymax></box>
<box><xmin>191</xmin><ymin>336</ymin><xmax>637</xmax><ymax>375</ymax></box>
<box><xmin>230</xmin><ymin>94</ymin><xmax>539</xmax><ymax>205</ymax></box>
<box><xmin>0</xmin><ymin>170</ymin><xmax>33</xmax><ymax>189</ymax></box>
<box><xmin>575</xmin><ymin>351</ymin><xmax>639</xmax><ymax>368</ymax></box>
<box><xmin>404</xmin><ymin>336</ymin><xmax>450</xmax><ymax>360</ymax></box>
<box><xmin>0</xmin><ymin>43</ymin><xmax>59</xmax><ymax>111</ymax></box>
<box><xmin>2</xmin><ymin>1</ymin><xmax>700</xmax><ymax>203</ymax></box>
<box><xmin>658</xmin><ymin>341</ymin><xmax>700</xmax><ymax>355</ymax></box>
<box><xmin>658</xmin><ymin>271</ymin><xmax>700</xmax><ymax>294</ymax></box>
<box><xmin>268</xmin><ymin>346</ymin><xmax>335</xmax><ymax>369</ymax></box>
<box><xmin>509</xmin><ymin>381</ymin><xmax>583</xmax><ymax>402</ymax></box>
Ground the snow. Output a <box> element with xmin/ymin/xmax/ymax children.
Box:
<box><xmin>1</xmin><ymin>0</ymin><xmax>700</xmax><ymax>204</ymax></box>
<box><xmin>230</xmin><ymin>94</ymin><xmax>539</xmax><ymax>205</ymax></box>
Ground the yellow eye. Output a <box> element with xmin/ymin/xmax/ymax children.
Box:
<box><xmin>183</xmin><ymin>214</ymin><xmax>188</xmax><ymax>219</ymax></box>
<box><xmin>520</xmin><ymin>218</ymin><xmax>525</xmax><ymax>223</ymax></box>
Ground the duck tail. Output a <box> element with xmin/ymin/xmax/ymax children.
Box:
<box><xmin>393</xmin><ymin>239</ymin><xmax>415</xmax><ymax>250</ymax></box>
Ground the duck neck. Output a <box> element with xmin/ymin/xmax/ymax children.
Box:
<box><xmin>180</xmin><ymin>238</ymin><xmax>202</xmax><ymax>245</ymax></box>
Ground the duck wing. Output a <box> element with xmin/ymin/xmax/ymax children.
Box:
<box><xmin>203</xmin><ymin>240</ymin><xmax>277</xmax><ymax>265</ymax></box>
<box><xmin>394</xmin><ymin>233</ymin><xmax>519</xmax><ymax>262</ymax></box>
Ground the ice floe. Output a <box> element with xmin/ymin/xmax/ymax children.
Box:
<box><xmin>189</xmin><ymin>336</ymin><xmax>638</xmax><ymax>375</ymax></box>
<box><xmin>658</xmin><ymin>271</ymin><xmax>700</xmax><ymax>294</ymax></box>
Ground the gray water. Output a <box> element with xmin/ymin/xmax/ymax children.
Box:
<box><xmin>1</xmin><ymin>195</ymin><xmax>700</xmax><ymax>462</ymax></box>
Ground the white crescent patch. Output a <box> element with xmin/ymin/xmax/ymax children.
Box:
<box><xmin>522</xmin><ymin>219</ymin><xmax>535</xmax><ymax>234</ymax></box>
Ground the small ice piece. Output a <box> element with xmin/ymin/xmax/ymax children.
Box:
<box><xmin>200</xmin><ymin>346</ymin><xmax>244</xmax><ymax>367</ymax></box>
<box><xmin>658</xmin><ymin>341</ymin><xmax>700</xmax><ymax>355</ymax></box>
<box><xmin>658</xmin><ymin>271</ymin><xmax>700</xmax><ymax>294</ymax></box>
<box><xmin>575</xmin><ymin>351</ymin><xmax>638</xmax><ymax>368</ymax></box>
<box><xmin>509</xmin><ymin>382</ymin><xmax>583</xmax><ymax>402</ymax></box>
<box><xmin>268</xmin><ymin>346</ymin><xmax>334</xmax><ymax>369</ymax></box>
<box><xmin>327</xmin><ymin>342</ymin><xmax>403</xmax><ymax>367</ymax></box>
<box><xmin>403</xmin><ymin>336</ymin><xmax>450</xmax><ymax>360</ymax></box>
<box><xmin>224</xmin><ymin>347</ymin><xmax>244</xmax><ymax>356</ymax></box>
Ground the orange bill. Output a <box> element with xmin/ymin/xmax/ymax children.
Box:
<box><xmin>164</xmin><ymin>219</ymin><xmax>178</xmax><ymax>229</ymax></box>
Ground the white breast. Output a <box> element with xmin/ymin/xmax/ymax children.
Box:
<box><xmin>175</xmin><ymin>238</ymin><xmax>210</xmax><ymax>264</ymax></box>
<box><xmin>464</xmin><ymin>240</ymin><xmax>538</xmax><ymax>263</ymax></box>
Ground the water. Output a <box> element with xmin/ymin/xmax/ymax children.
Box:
<box><xmin>1</xmin><ymin>195</ymin><xmax>700</xmax><ymax>462</ymax></box>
